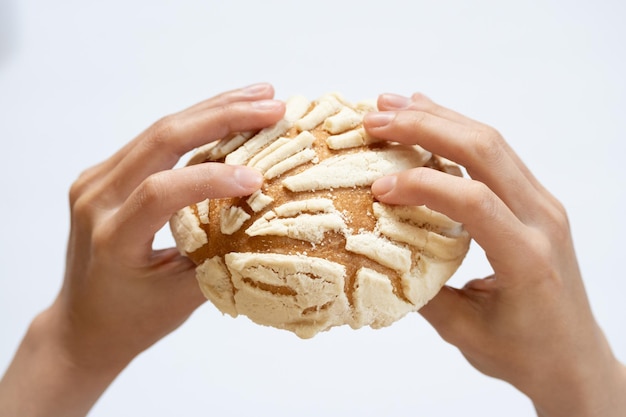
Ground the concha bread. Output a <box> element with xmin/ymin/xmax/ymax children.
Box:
<box><xmin>170</xmin><ymin>93</ymin><xmax>471</xmax><ymax>338</ymax></box>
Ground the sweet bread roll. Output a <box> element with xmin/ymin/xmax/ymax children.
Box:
<box><xmin>170</xmin><ymin>93</ymin><xmax>470</xmax><ymax>338</ymax></box>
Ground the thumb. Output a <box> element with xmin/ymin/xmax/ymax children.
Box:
<box><xmin>419</xmin><ymin>285</ymin><xmax>482</xmax><ymax>347</ymax></box>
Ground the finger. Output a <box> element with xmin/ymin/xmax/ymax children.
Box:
<box><xmin>364</xmin><ymin>110</ymin><xmax>548</xmax><ymax>224</ymax></box>
<box><xmin>181</xmin><ymin>82</ymin><xmax>276</xmax><ymax>114</ymax></box>
<box><xmin>81</xmin><ymin>83</ymin><xmax>277</xmax><ymax>193</ymax></box>
<box><xmin>109</xmin><ymin>163</ymin><xmax>263</xmax><ymax>261</ymax></box>
<box><xmin>378</xmin><ymin>92</ymin><xmax>476</xmax><ymax>127</ymax></box>
<box><xmin>102</xmin><ymin>99</ymin><xmax>285</xmax><ymax>203</ymax></box>
<box><xmin>418</xmin><ymin>285</ymin><xmax>482</xmax><ymax>348</ymax></box>
<box><xmin>376</xmin><ymin>92</ymin><xmax>558</xmax><ymax>209</ymax></box>
<box><xmin>149</xmin><ymin>247</ymin><xmax>207</xmax><ymax>308</ymax></box>
<box><xmin>372</xmin><ymin>167</ymin><xmax>529</xmax><ymax>273</ymax></box>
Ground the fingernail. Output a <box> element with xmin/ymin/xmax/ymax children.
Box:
<box><xmin>234</xmin><ymin>167</ymin><xmax>263</xmax><ymax>190</ymax></box>
<box><xmin>364</xmin><ymin>112</ymin><xmax>395</xmax><ymax>128</ymax></box>
<box><xmin>372</xmin><ymin>175</ymin><xmax>397</xmax><ymax>197</ymax></box>
<box><xmin>242</xmin><ymin>82</ymin><xmax>271</xmax><ymax>95</ymax></box>
<box><xmin>381</xmin><ymin>93</ymin><xmax>412</xmax><ymax>109</ymax></box>
<box><xmin>251</xmin><ymin>99</ymin><xmax>283</xmax><ymax>110</ymax></box>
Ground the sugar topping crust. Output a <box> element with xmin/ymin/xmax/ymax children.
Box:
<box><xmin>169</xmin><ymin>93</ymin><xmax>470</xmax><ymax>338</ymax></box>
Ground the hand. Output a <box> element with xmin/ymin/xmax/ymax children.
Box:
<box><xmin>364</xmin><ymin>93</ymin><xmax>626</xmax><ymax>417</ymax></box>
<box><xmin>0</xmin><ymin>83</ymin><xmax>286</xmax><ymax>417</ymax></box>
<box><xmin>59</xmin><ymin>83</ymin><xmax>285</xmax><ymax>366</ymax></box>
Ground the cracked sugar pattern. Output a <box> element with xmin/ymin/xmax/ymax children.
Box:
<box><xmin>170</xmin><ymin>93</ymin><xmax>470</xmax><ymax>338</ymax></box>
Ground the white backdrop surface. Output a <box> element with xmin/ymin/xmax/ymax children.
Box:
<box><xmin>1</xmin><ymin>1</ymin><xmax>625</xmax><ymax>416</ymax></box>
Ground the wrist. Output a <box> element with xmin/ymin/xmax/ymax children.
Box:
<box><xmin>42</xmin><ymin>298</ymin><xmax>134</xmax><ymax>376</ymax></box>
<box><xmin>526</xmin><ymin>329</ymin><xmax>626</xmax><ymax>417</ymax></box>
<box><xmin>0</xmin><ymin>302</ymin><xmax>131</xmax><ymax>417</ymax></box>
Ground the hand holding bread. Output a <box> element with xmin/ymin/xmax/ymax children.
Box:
<box><xmin>1</xmin><ymin>84</ymin><xmax>624</xmax><ymax>417</ymax></box>
<box><xmin>170</xmin><ymin>93</ymin><xmax>471</xmax><ymax>338</ymax></box>
<box><xmin>0</xmin><ymin>83</ymin><xmax>285</xmax><ymax>417</ymax></box>
<box><xmin>365</xmin><ymin>92</ymin><xmax>626</xmax><ymax>417</ymax></box>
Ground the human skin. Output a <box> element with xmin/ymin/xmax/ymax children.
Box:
<box><xmin>0</xmin><ymin>83</ymin><xmax>285</xmax><ymax>417</ymax></box>
<box><xmin>364</xmin><ymin>93</ymin><xmax>626</xmax><ymax>417</ymax></box>
<box><xmin>0</xmin><ymin>84</ymin><xmax>624</xmax><ymax>417</ymax></box>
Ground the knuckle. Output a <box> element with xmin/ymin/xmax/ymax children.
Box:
<box><xmin>404</xmin><ymin>166</ymin><xmax>429</xmax><ymax>185</ymax></box>
<box><xmin>409</xmin><ymin>92</ymin><xmax>434</xmax><ymax>110</ymax></box>
<box><xmin>69</xmin><ymin>177</ymin><xmax>100</xmax><ymax>223</ymax></box>
<box><xmin>209</xmin><ymin>105</ymin><xmax>233</xmax><ymax>132</ymax></box>
<box><xmin>464</xmin><ymin>181</ymin><xmax>499</xmax><ymax>219</ymax></box>
<box><xmin>524</xmin><ymin>230</ymin><xmax>562</xmax><ymax>283</ymax></box>
<box><xmin>526</xmin><ymin>230</ymin><xmax>552</xmax><ymax>263</ymax></box>
<box><xmin>519</xmin><ymin>226</ymin><xmax>570</xmax><ymax>290</ymax></box>
<box><xmin>400</xmin><ymin>167</ymin><xmax>435</xmax><ymax>196</ymax></box>
<box><xmin>69</xmin><ymin>191</ymin><xmax>105</xmax><ymax>237</ymax></box>
<box><xmin>90</xmin><ymin>221</ymin><xmax>116</xmax><ymax>255</ymax></box>
<box><xmin>69</xmin><ymin>177</ymin><xmax>87</xmax><ymax>207</ymax></box>
<box><xmin>209</xmin><ymin>103</ymin><xmax>241</xmax><ymax>135</ymax></box>
<box><xmin>552</xmin><ymin>199</ymin><xmax>569</xmax><ymax>226</ymax></box>
<box><xmin>69</xmin><ymin>166</ymin><xmax>99</xmax><ymax>206</ymax></box>
<box><xmin>469</xmin><ymin>127</ymin><xmax>506</xmax><ymax>165</ymax></box>
<box><xmin>406</xmin><ymin>110</ymin><xmax>429</xmax><ymax>131</ymax></box>
<box><xmin>146</xmin><ymin>115</ymin><xmax>182</xmax><ymax>152</ymax></box>
<box><xmin>70</xmin><ymin>192</ymin><xmax>93</xmax><ymax>218</ymax></box>
<box><xmin>543</xmin><ymin>200</ymin><xmax>572</xmax><ymax>243</ymax></box>
<box><xmin>136</xmin><ymin>173</ymin><xmax>169</xmax><ymax>210</ymax></box>
<box><xmin>68</xmin><ymin>164</ymin><xmax>116</xmax><ymax>222</ymax></box>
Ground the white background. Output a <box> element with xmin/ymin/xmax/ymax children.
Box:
<box><xmin>1</xmin><ymin>1</ymin><xmax>625</xmax><ymax>416</ymax></box>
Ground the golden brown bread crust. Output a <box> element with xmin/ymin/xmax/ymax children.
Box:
<box><xmin>170</xmin><ymin>93</ymin><xmax>470</xmax><ymax>338</ymax></box>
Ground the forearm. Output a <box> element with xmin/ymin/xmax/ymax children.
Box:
<box><xmin>0</xmin><ymin>307</ymin><xmax>127</xmax><ymax>417</ymax></box>
<box><xmin>529</xmin><ymin>332</ymin><xmax>626</xmax><ymax>417</ymax></box>
<box><xmin>533</xmin><ymin>365</ymin><xmax>626</xmax><ymax>417</ymax></box>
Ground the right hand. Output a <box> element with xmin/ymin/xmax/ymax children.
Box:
<box><xmin>0</xmin><ymin>83</ymin><xmax>286</xmax><ymax>417</ymax></box>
